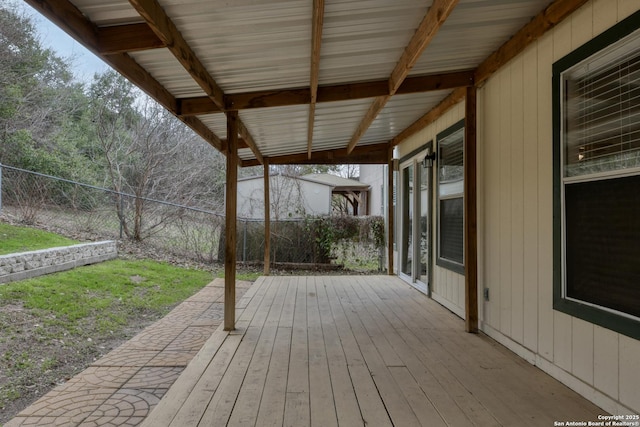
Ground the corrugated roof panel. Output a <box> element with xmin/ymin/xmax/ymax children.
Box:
<box><xmin>312</xmin><ymin>98</ymin><xmax>375</xmax><ymax>151</ymax></box>
<box><xmin>198</xmin><ymin>114</ymin><xmax>227</xmax><ymax>138</ymax></box>
<box><xmin>360</xmin><ymin>90</ymin><xmax>451</xmax><ymax>145</ymax></box>
<box><xmin>238</xmin><ymin>148</ymin><xmax>255</xmax><ymax>161</ymax></box>
<box><xmin>129</xmin><ymin>49</ymin><xmax>208</xmax><ymax>98</ymax></box>
<box><xmin>239</xmin><ymin>105</ymin><xmax>309</xmax><ymax>158</ymax></box>
<box><xmin>411</xmin><ymin>0</ymin><xmax>552</xmax><ymax>75</ymax></box>
<box><xmin>320</xmin><ymin>0</ymin><xmax>430</xmax><ymax>85</ymax></box>
<box><xmin>159</xmin><ymin>0</ymin><xmax>312</xmax><ymax>94</ymax></box>
<box><xmin>73</xmin><ymin>0</ymin><xmax>142</xmax><ymax>26</ymax></box>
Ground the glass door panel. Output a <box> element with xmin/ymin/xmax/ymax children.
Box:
<box><xmin>401</xmin><ymin>165</ymin><xmax>413</xmax><ymax>276</ymax></box>
<box><xmin>419</xmin><ymin>162</ymin><xmax>430</xmax><ymax>285</ymax></box>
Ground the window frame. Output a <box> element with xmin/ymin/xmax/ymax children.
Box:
<box><xmin>436</xmin><ymin>119</ymin><xmax>465</xmax><ymax>275</ymax></box>
<box><xmin>553</xmin><ymin>10</ymin><xmax>640</xmax><ymax>340</ymax></box>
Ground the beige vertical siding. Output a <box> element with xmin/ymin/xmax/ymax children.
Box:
<box><xmin>477</xmin><ymin>0</ymin><xmax>639</xmax><ymax>414</ymax></box>
<box><xmin>397</xmin><ymin>0</ymin><xmax>639</xmax><ymax>414</ymax></box>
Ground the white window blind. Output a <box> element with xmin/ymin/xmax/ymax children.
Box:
<box><xmin>438</xmin><ymin>128</ymin><xmax>464</xmax><ymax>188</ymax></box>
<box><xmin>564</xmin><ymin>31</ymin><xmax>640</xmax><ymax>177</ymax></box>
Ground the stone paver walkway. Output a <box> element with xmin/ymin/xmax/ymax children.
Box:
<box><xmin>6</xmin><ymin>278</ymin><xmax>251</xmax><ymax>427</ymax></box>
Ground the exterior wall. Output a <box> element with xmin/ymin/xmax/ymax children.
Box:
<box><xmin>0</xmin><ymin>241</ymin><xmax>117</xmax><ymax>284</ymax></box>
<box><xmin>396</xmin><ymin>102</ymin><xmax>466</xmax><ymax>317</ymax></box>
<box><xmin>236</xmin><ymin>175</ymin><xmax>332</xmax><ymax>219</ymax></box>
<box><xmin>478</xmin><ymin>0</ymin><xmax>639</xmax><ymax>414</ymax></box>
<box><xmin>358</xmin><ymin>164</ymin><xmax>385</xmax><ymax>216</ymax></box>
<box><xmin>393</xmin><ymin>0</ymin><xmax>639</xmax><ymax>414</ymax></box>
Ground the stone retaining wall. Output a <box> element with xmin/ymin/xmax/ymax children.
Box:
<box><xmin>0</xmin><ymin>241</ymin><xmax>117</xmax><ymax>284</ymax></box>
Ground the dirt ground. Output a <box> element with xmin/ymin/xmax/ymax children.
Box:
<box><xmin>0</xmin><ymin>300</ymin><xmax>160</xmax><ymax>424</ymax></box>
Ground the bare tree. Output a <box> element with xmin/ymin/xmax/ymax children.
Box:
<box><xmin>90</xmin><ymin>71</ymin><xmax>224</xmax><ymax>241</ymax></box>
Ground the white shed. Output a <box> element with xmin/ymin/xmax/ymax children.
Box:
<box><xmin>234</xmin><ymin>173</ymin><xmax>332</xmax><ymax>220</ymax></box>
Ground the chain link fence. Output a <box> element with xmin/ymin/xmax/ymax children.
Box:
<box><xmin>0</xmin><ymin>164</ymin><xmax>384</xmax><ymax>270</ymax></box>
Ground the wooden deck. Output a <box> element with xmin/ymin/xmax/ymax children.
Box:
<box><xmin>142</xmin><ymin>275</ymin><xmax>603</xmax><ymax>426</ymax></box>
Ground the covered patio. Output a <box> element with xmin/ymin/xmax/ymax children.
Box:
<box><xmin>142</xmin><ymin>275</ymin><xmax>602</xmax><ymax>426</ymax></box>
<box><xmin>19</xmin><ymin>0</ymin><xmax>639</xmax><ymax>419</ymax></box>
<box><xmin>22</xmin><ymin>0</ymin><xmax>595</xmax><ymax>334</ymax></box>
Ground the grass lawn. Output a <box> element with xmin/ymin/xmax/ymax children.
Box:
<box><xmin>0</xmin><ymin>258</ymin><xmax>212</xmax><ymax>423</ymax></box>
<box><xmin>0</xmin><ymin>223</ymin><xmax>78</xmax><ymax>255</ymax></box>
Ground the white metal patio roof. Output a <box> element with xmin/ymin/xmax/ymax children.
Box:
<box><xmin>24</xmin><ymin>0</ymin><xmax>583</xmax><ymax>167</ymax></box>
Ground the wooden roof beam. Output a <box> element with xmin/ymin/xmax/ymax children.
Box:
<box><xmin>391</xmin><ymin>0</ymin><xmax>590</xmax><ymax>148</ymax></box>
<box><xmin>179</xmin><ymin>70</ymin><xmax>474</xmax><ymax>116</ymax></box>
<box><xmin>23</xmin><ymin>0</ymin><xmax>99</xmax><ymax>51</ymax></box>
<box><xmin>391</xmin><ymin>87</ymin><xmax>466</xmax><ymax>147</ymax></box>
<box><xmin>307</xmin><ymin>0</ymin><xmax>325</xmax><ymax>159</ymax></box>
<box><xmin>128</xmin><ymin>0</ymin><xmax>225</xmax><ymax>110</ymax></box>
<box><xmin>23</xmin><ymin>0</ymin><xmax>223</xmax><ymax>152</ymax></box>
<box><xmin>98</xmin><ymin>23</ymin><xmax>165</xmax><ymax>54</ymax></box>
<box><xmin>241</xmin><ymin>142</ymin><xmax>390</xmax><ymax>167</ymax></box>
<box><xmin>128</xmin><ymin>0</ymin><xmax>263</xmax><ymax>163</ymax></box>
<box><xmin>178</xmin><ymin>97</ymin><xmax>223</xmax><ymax>116</ymax></box>
<box><xmin>238</xmin><ymin>121</ymin><xmax>264</xmax><ymax>164</ymax></box>
<box><xmin>475</xmin><ymin>0</ymin><xmax>590</xmax><ymax>85</ymax></box>
<box><xmin>221</xmin><ymin>138</ymin><xmax>250</xmax><ymax>151</ymax></box>
<box><xmin>346</xmin><ymin>0</ymin><xmax>459</xmax><ymax>154</ymax></box>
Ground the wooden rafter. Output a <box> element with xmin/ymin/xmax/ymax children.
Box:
<box><xmin>475</xmin><ymin>0</ymin><xmax>590</xmax><ymax>85</ymax></box>
<box><xmin>390</xmin><ymin>87</ymin><xmax>466</xmax><ymax>147</ymax></box>
<box><xmin>180</xmin><ymin>70</ymin><xmax>474</xmax><ymax>116</ymax></box>
<box><xmin>178</xmin><ymin>97</ymin><xmax>223</xmax><ymax>116</ymax></box>
<box><xmin>238</xmin><ymin>121</ymin><xmax>264</xmax><ymax>164</ymax></box>
<box><xmin>98</xmin><ymin>23</ymin><xmax>165</xmax><ymax>55</ymax></box>
<box><xmin>128</xmin><ymin>0</ymin><xmax>224</xmax><ymax>110</ymax></box>
<box><xmin>23</xmin><ymin>0</ymin><xmax>99</xmax><ymax>51</ymax></box>
<box><xmin>307</xmin><ymin>0</ymin><xmax>325</xmax><ymax>158</ymax></box>
<box><xmin>390</xmin><ymin>0</ymin><xmax>590</xmax><ymax>148</ymax></box>
<box><xmin>23</xmin><ymin>0</ymin><xmax>222</xmax><ymax>152</ymax></box>
<box><xmin>241</xmin><ymin>142</ymin><xmax>390</xmax><ymax>167</ymax></box>
<box><xmin>221</xmin><ymin>138</ymin><xmax>250</xmax><ymax>151</ymax></box>
<box><xmin>128</xmin><ymin>0</ymin><xmax>263</xmax><ymax>164</ymax></box>
<box><xmin>346</xmin><ymin>0</ymin><xmax>459</xmax><ymax>154</ymax></box>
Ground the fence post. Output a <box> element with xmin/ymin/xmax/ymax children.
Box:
<box><xmin>242</xmin><ymin>219</ymin><xmax>247</xmax><ymax>262</ymax></box>
<box><xmin>0</xmin><ymin>162</ymin><xmax>3</xmax><ymax>214</ymax></box>
<box><xmin>119</xmin><ymin>194</ymin><xmax>124</xmax><ymax>239</ymax></box>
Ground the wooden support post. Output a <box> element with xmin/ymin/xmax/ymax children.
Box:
<box><xmin>387</xmin><ymin>147</ymin><xmax>395</xmax><ymax>275</ymax></box>
<box><xmin>263</xmin><ymin>157</ymin><xmax>271</xmax><ymax>276</ymax></box>
<box><xmin>464</xmin><ymin>86</ymin><xmax>478</xmax><ymax>333</ymax></box>
<box><xmin>224</xmin><ymin>111</ymin><xmax>239</xmax><ymax>331</ymax></box>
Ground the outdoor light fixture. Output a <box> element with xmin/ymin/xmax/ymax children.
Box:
<box><xmin>422</xmin><ymin>151</ymin><xmax>436</xmax><ymax>168</ymax></box>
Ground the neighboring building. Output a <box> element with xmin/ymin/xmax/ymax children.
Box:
<box><xmin>233</xmin><ymin>173</ymin><xmax>370</xmax><ymax>219</ymax></box>
<box><xmin>358</xmin><ymin>165</ymin><xmax>385</xmax><ymax>216</ymax></box>
<box><xmin>301</xmin><ymin>173</ymin><xmax>370</xmax><ymax>216</ymax></box>
<box><xmin>393</xmin><ymin>3</ymin><xmax>640</xmax><ymax>415</ymax></box>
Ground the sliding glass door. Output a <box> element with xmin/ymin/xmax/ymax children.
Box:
<box><xmin>401</xmin><ymin>164</ymin><xmax>414</xmax><ymax>276</ymax></box>
<box><xmin>399</xmin><ymin>143</ymin><xmax>433</xmax><ymax>294</ymax></box>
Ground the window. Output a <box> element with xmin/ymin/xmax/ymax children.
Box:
<box><xmin>436</xmin><ymin>119</ymin><xmax>464</xmax><ymax>274</ymax></box>
<box><xmin>553</xmin><ymin>11</ymin><xmax>640</xmax><ymax>339</ymax></box>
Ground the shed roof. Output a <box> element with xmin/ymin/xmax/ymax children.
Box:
<box><xmin>24</xmin><ymin>0</ymin><xmax>585</xmax><ymax>166</ymax></box>
<box><xmin>302</xmin><ymin>173</ymin><xmax>370</xmax><ymax>191</ymax></box>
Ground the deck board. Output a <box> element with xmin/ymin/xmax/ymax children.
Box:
<box><xmin>316</xmin><ymin>277</ymin><xmax>365</xmax><ymax>427</ymax></box>
<box><xmin>142</xmin><ymin>275</ymin><xmax>605</xmax><ymax>427</ymax></box>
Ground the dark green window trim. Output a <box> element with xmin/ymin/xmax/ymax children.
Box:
<box><xmin>400</xmin><ymin>142</ymin><xmax>431</xmax><ymax>164</ymax></box>
<box><xmin>553</xmin><ymin>10</ymin><xmax>640</xmax><ymax>341</ymax></box>
<box><xmin>436</xmin><ymin>119</ymin><xmax>465</xmax><ymax>275</ymax></box>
